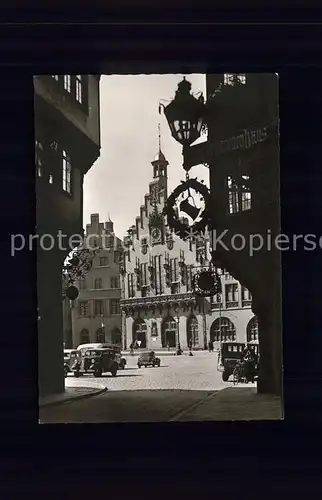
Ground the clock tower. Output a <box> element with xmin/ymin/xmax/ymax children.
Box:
<box><xmin>149</xmin><ymin>134</ymin><xmax>169</xmax><ymax>245</ymax></box>
<box><xmin>149</xmin><ymin>151</ymin><xmax>168</xmax><ymax>246</ymax></box>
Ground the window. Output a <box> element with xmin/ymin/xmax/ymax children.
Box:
<box><xmin>170</xmin><ymin>258</ymin><xmax>179</xmax><ymax>283</ymax></box>
<box><xmin>111</xmin><ymin>299</ymin><xmax>120</xmax><ymax>315</ymax></box>
<box><xmin>80</xmin><ymin>328</ymin><xmax>90</xmax><ymax>344</ymax></box>
<box><xmin>186</xmin><ymin>266</ymin><xmax>193</xmax><ymax>291</ymax></box>
<box><xmin>228</xmin><ymin>176</ymin><xmax>239</xmax><ymax>213</ymax></box>
<box><xmin>128</xmin><ymin>273</ymin><xmax>135</xmax><ymax>298</ymax></box>
<box><xmin>210</xmin><ymin>293</ymin><xmax>222</xmax><ymax>306</ymax></box>
<box><xmin>225</xmin><ymin>284</ymin><xmax>239</xmax><ymax>303</ymax></box>
<box><xmin>94</xmin><ymin>300</ymin><xmax>103</xmax><ymax>315</ymax></box>
<box><xmin>99</xmin><ymin>257</ymin><xmax>108</xmax><ymax>266</ymax></box>
<box><xmin>228</xmin><ymin>174</ymin><xmax>251</xmax><ymax>214</ymax></box>
<box><xmin>64</xmin><ymin>74</ymin><xmax>71</xmax><ymax>93</ymax></box>
<box><xmin>247</xmin><ymin>316</ymin><xmax>259</xmax><ymax>342</ymax></box>
<box><xmin>94</xmin><ymin>278</ymin><xmax>102</xmax><ymax>289</ymax></box>
<box><xmin>140</xmin><ymin>263</ymin><xmax>148</xmax><ymax>287</ymax></box>
<box><xmin>111</xmin><ymin>277</ymin><xmax>120</xmax><ymax>289</ymax></box>
<box><xmin>79</xmin><ymin>301</ymin><xmax>89</xmax><ymax>316</ymax></box>
<box><xmin>210</xmin><ymin>317</ymin><xmax>236</xmax><ymax>342</ymax></box>
<box><xmin>171</xmin><ymin>283</ymin><xmax>179</xmax><ymax>294</ymax></box>
<box><xmin>62</xmin><ymin>150</ymin><xmax>72</xmax><ymax>193</ymax></box>
<box><xmin>241</xmin><ymin>175</ymin><xmax>251</xmax><ymax>210</ymax></box>
<box><xmin>224</xmin><ymin>73</ymin><xmax>246</xmax><ymax>85</ymax></box>
<box><xmin>242</xmin><ymin>287</ymin><xmax>252</xmax><ymax>301</ymax></box>
<box><xmin>153</xmin><ymin>255</ymin><xmax>162</xmax><ymax>294</ymax></box>
<box><xmin>75</xmin><ymin>75</ymin><xmax>83</xmax><ymax>103</ymax></box>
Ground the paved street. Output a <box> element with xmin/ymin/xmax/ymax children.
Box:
<box><xmin>39</xmin><ymin>352</ymin><xmax>259</xmax><ymax>423</ymax></box>
<box><xmin>66</xmin><ymin>350</ymin><xmax>233</xmax><ymax>392</ymax></box>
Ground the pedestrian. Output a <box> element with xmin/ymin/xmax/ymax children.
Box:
<box><xmin>167</xmin><ymin>342</ymin><xmax>170</xmax><ymax>351</ymax></box>
<box><xmin>208</xmin><ymin>341</ymin><xmax>211</xmax><ymax>353</ymax></box>
<box><xmin>210</xmin><ymin>340</ymin><xmax>214</xmax><ymax>352</ymax></box>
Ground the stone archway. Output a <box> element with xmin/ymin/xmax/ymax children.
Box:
<box><xmin>210</xmin><ymin>317</ymin><xmax>236</xmax><ymax>342</ymax></box>
<box><xmin>247</xmin><ymin>316</ymin><xmax>259</xmax><ymax>343</ymax></box>
<box><xmin>111</xmin><ymin>327</ymin><xmax>122</xmax><ymax>345</ymax></box>
<box><xmin>161</xmin><ymin>316</ymin><xmax>177</xmax><ymax>348</ymax></box>
<box><xmin>132</xmin><ymin>317</ymin><xmax>147</xmax><ymax>348</ymax></box>
<box><xmin>80</xmin><ymin>328</ymin><xmax>90</xmax><ymax>344</ymax></box>
<box><xmin>95</xmin><ymin>327</ymin><xmax>105</xmax><ymax>343</ymax></box>
<box><xmin>186</xmin><ymin>315</ymin><xmax>199</xmax><ymax>348</ymax></box>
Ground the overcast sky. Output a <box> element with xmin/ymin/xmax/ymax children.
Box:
<box><xmin>83</xmin><ymin>74</ymin><xmax>208</xmax><ymax>239</ymax></box>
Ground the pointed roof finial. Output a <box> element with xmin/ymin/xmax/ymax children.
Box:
<box><xmin>158</xmin><ymin>122</ymin><xmax>161</xmax><ymax>152</ymax></box>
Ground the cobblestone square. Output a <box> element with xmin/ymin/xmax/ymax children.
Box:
<box><xmin>65</xmin><ymin>350</ymin><xmax>240</xmax><ymax>392</ymax></box>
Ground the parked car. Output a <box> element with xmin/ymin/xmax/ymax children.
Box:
<box><xmin>77</xmin><ymin>343</ymin><xmax>126</xmax><ymax>369</ymax></box>
<box><xmin>219</xmin><ymin>342</ymin><xmax>259</xmax><ymax>382</ymax></box>
<box><xmin>64</xmin><ymin>349</ymin><xmax>81</xmax><ymax>377</ymax></box>
<box><xmin>72</xmin><ymin>347</ymin><xmax>119</xmax><ymax>377</ymax></box>
<box><xmin>137</xmin><ymin>351</ymin><xmax>161</xmax><ymax>368</ymax></box>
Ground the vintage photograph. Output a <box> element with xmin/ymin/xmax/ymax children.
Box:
<box><xmin>34</xmin><ymin>73</ymin><xmax>283</xmax><ymax>422</ymax></box>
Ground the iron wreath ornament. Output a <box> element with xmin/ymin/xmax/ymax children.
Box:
<box><xmin>192</xmin><ymin>269</ymin><xmax>222</xmax><ymax>297</ymax></box>
<box><xmin>163</xmin><ymin>178</ymin><xmax>211</xmax><ymax>240</ymax></box>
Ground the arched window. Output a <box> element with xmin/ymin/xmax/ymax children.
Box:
<box><xmin>210</xmin><ymin>317</ymin><xmax>236</xmax><ymax>342</ymax></box>
<box><xmin>94</xmin><ymin>278</ymin><xmax>102</xmax><ymax>289</ymax></box>
<box><xmin>96</xmin><ymin>328</ymin><xmax>105</xmax><ymax>343</ymax></box>
<box><xmin>187</xmin><ymin>315</ymin><xmax>199</xmax><ymax>348</ymax></box>
<box><xmin>132</xmin><ymin>317</ymin><xmax>147</xmax><ymax>348</ymax></box>
<box><xmin>161</xmin><ymin>316</ymin><xmax>177</xmax><ymax>348</ymax></box>
<box><xmin>247</xmin><ymin>316</ymin><xmax>259</xmax><ymax>343</ymax></box>
<box><xmin>80</xmin><ymin>328</ymin><xmax>90</xmax><ymax>344</ymax></box>
<box><xmin>111</xmin><ymin>328</ymin><xmax>122</xmax><ymax>346</ymax></box>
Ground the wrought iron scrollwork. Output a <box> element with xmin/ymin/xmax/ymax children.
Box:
<box><xmin>62</xmin><ymin>247</ymin><xmax>100</xmax><ymax>299</ymax></box>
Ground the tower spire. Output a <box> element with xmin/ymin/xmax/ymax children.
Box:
<box><xmin>158</xmin><ymin>122</ymin><xmax>161</xmax><ymax>152</ymax></box>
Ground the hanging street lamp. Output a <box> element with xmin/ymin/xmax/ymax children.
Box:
<box><xmin>161</xmin><ymin>77</ymin><xmax>211</xmax><ymax>242</ymax></box>
<box><xmin>162</xmin><ymin>77</ymin><xmax>206</xmax><ymax>171</ymax></box>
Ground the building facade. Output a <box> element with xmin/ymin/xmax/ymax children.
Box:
<box><xmin>120</xmin><ymin>149</ymin><xmax>257</xmax><ymax>350</ymax></box>
<box><xmin>70</xmin><ymin>214</ymin><xmax>123</xmax><ymax>348</ymax></box>
<box><xmin>184</xmin><ymin>73</ymin><xmax>281</xmax><ymax>394</ymax></box>
<box><xmin>35</xmin><ymin>74</ymin><xmax>101</xmax><ymax>397</ymax></box>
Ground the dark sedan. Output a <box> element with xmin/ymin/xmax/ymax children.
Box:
<box><xmin>137</xmin><ymin>351</ymin><xmax>161</xmax><ymax>368</ymax></box>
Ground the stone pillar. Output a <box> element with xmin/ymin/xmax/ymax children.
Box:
<box><xmin>253</xmin><ymin>297</ymin><xmax>283</xmax><ymax>396</ymax></box>
<box><xmin>37</xmin><ymin>248</ymin><xmax>65</xmax><ymax>398</ymax></box>
<box><xmin>178</xmin><ymin>315</ymin><xmax>187</xmax><ymax>347</ymax></box>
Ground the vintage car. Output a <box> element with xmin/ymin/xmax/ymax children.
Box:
<box><xmin>137</xmin><ymin>351</ymin><xmax>161</xmax><ymax>368</ymax></box>
<box><xmin>72</xmin><ymin>347</ymin><xmax>119</xmax><ymax>377</ymax></box>
<box><xmin>218</xmin><ymin>342</ymin><xmax>259</xmax><ymax>382</ymax></box>
<box><xmin>77</xmin><ymin>343</ymin><xmax>127</xmax><ymax>369</ymax></box>
<box><xmin>64</xmin><ymin>349</ymin><xmax>81</xmax><ymax>377</ymax></box>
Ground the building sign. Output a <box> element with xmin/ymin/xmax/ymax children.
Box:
<box><xmin>216</xmin><ymin>126</ymin><xmax>268</xmax><ymax>156</ymax></box>
<box><xmin>151</xmin><ymin>321</ymin><xmax>158</xmax><ymax>337</ymax></box>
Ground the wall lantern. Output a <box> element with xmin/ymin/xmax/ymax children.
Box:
<box><xmin>163</xmin><ymin>77</ymin><xmax>206</xmax><ymax>165</ymax></box>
